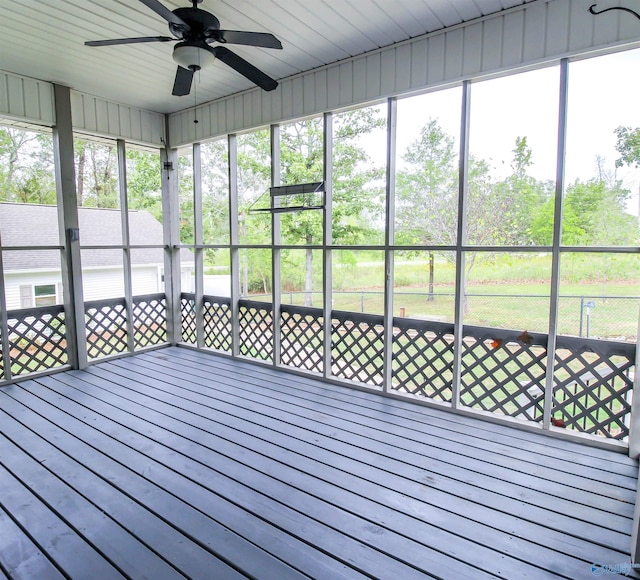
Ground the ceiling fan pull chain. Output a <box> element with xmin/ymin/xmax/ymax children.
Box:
<box><xmin>194</xmin><ymin>75</ymin><xmax>199</xmax><ymax>124</ymax></box>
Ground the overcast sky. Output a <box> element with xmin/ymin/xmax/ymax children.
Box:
<box><xmin>372</xmin><ymin>47</ymin><xmax>640</xmax><ymax>217</ymax></box>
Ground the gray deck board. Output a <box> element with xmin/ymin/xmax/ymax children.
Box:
<box><xmin>0</xmin><ymin>505</ymin><xmax>65</xmax><ymax>580</ymax></box>
<box><xmin>0</xmin><ymin>345</ymin><xmax>638</xmax><ymax>579</ymax></box>
<box><xmin>182</xmin><ymin>349</ymin><xmax>638</xmax><ymax>469</ymax></box>
<box><xmin>1</xmin><ymin>385</ymin><xmax>345</xmax><ymax>580</ymax></box>
<box><xmin>18</xmin><ymin>375</ymin><xmax>479</xmax><ymax>580</ymax></box>
<box><xmin>92</xmin><ymin>356</ymin><xmax>634</xmax><ymax>552</ymax></box>
<box><xmin>36</xmin><ymin>371</ymin><xmax>564</xmax><ymax>577</ymax></box>
<box><xmin>130</xmin><ymin>350</ymin><xmax>636</xmax><ymax>511</ymax></box>
<box><xmin>161</xmin><ymin>349</ymin><xmax>637</xmax><ymax>486</ymax></box>
<box><xmin>0</xmin><ymin>407</ymin><xmax>246</xmax><ymax>580</ymax></box>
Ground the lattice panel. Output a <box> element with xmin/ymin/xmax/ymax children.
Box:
<box><xmin>239</xmin><ymin>301</ymin><xmax>273</xmax><ymax>361</ymax></box>
<box><xmin>553</xmin><ymin>338</ymin><xmax>635</xmax><ymax>440</ymax></box>
<box><xmin>133</xmin><ymin>294</ymin><xmax>167</xmax><ymax>349</ymax></box>
<box><xmin>204</xmin><ymin>297</ymin><xmax>232</xmax><ymax>353</ymax></box>
<box><xmin>332</xmin><ymin>311</ymin><xmax>384</xmax><ymax>386</ymax></box>
<box><xmin>392</xmin><ymin>318</ymin><xmax>455</xmax><ymax>402</ymax></box>
<box><xmin>85</xmin><ymin>300</ymin><xmax>128</xmax><ymax>361</ymax></box>
<box><xmin>7</xmin><ymin>306</ymin><xmax>68</xmax><ymax>376</ymax></box>
<box><xmin>460</xmin><ymin>327</ymin><xmax>547</xmax><ymax>420</ymax></box>
<box><xmin>180</xmin><ymin>294</ymin><xmax>197</xmax><ymax>344</ymax></box>
<box><xmin>281</xmin><ymin>305</ymin><xmax>323</xmax><ymax>373</ymax></box>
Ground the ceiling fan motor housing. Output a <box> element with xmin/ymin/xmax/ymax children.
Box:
<box><xmin>169</xmin><ymin>7</ymin><xmax>221</xmax><ymax>40</ymax></box>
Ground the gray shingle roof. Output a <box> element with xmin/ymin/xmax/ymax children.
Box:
<box><xmin>0</xmin><ymin>203</ymin><xmax>194</xmax><ymax>271</ymax></box>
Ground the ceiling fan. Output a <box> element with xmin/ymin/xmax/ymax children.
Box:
<box><xmin>85</xmin><ymin>0</ymin><xmax>282</xmax><ymax>96</ymax></box>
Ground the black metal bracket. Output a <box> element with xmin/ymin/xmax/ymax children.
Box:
<box><xmin>247</xmin><ymin>181</ymin><xmax>326</xmax><ymax>215</ymax></box>
<box><xmin>588</xmin><ymin>3</ymin><xmax>640</xmax><ymax>21</ymax></box>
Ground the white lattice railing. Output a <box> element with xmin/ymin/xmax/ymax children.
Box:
<box><xmin>0</xmin><ymin>294</ymin><xmax>169</xmax><ymax>384</ymax></box>
<box><xmin>85</xmin><ymin>293</ymin><xmax>168</xmax><ymax>361</ymax></box>
<box><xmin>1</xmin><ymin>305</ymin><xmax>69</xmax><ymax>382</ymax></box>
<box><xmin>182</xmin><ymin>300</ymin><xmax>637</xmax><ymax>442</ymax></box>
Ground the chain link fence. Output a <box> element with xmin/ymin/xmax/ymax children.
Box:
<box><xmin>276</xmin><ymin>291</ymin><xmax>640</xmax><ymax>342</ymax></box>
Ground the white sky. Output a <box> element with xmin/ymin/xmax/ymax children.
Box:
<box><xmin>366</xmin><ymin>47</ymin><xmax>640</xmax><ymax>217</ymax></box>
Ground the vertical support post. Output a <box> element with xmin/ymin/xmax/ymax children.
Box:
<box><xmin>579</xmin><ymin>296</ymin><xmax>584</xmax><ymax>337</ymax></box>
<box><xmin>323</xmin><ymin>112</ymin><xmax>334</xmax><ymax>379</ymax></box>
<box><xmin>53</xmin><ymin>83</ymin><xmax>87</xmax><ymax>369</ymax></box>
<box><xmin>451</xmin><ymin>80</ymin><xmax>471</xmax><ymax>409</ymax></box>
<box><xmin>228</xmin><ymin>134</ymin><xmax>241</xmax><ymax>357</ymax></box>
<box><xmin>117</xmin><ymin>139</ymin><xmax>135</xmax><ymax>354</ymax></box>
<box><xmin>161</xmin><ymin>140</ymin><xmax>181</xmax><ymax>345</ymax></box>
<box><xmin>628</xmin><ymin>309</ymin><xmax>640</xmax><ymax>458</ymax></box>
<box><xmin>0</xmin><ymin>234</ymin><xmax>12</xmax><ymax>381</ymax></box>
<box><xmin>631</xmin><ymin>323</ymin><xmax>640</xmax><ymax>562</ymax></box>
<box><xmin>193</xmin><ymin>142</ymin><xmax>205</xmax><ymax>349</ymax></box>
<box><xmin>382</xmin><ymin>97</ymin><xmax>397</xmax><ymax>394</ymax></box>
<box><xmin>543</xmin><ymin>58</ymin><xmax>569</xmax><ymax>431</ymax></box>
<box><xmin>271</xmin><ymin>124</ymin><xmax>282</xmax><ymax>367</ymax></box>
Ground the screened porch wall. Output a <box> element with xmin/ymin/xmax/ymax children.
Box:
<box><xmin>167</xmin><ymin>0</ymin><xmax>640</xmax><ymax>148</ymax></box>
<box><xmin>1</xmin><ymin>75</ymin><xmax>638</xmax><ymax>451</ymax></box>
<box><xmin>175</xmin><ymin>43</ymin><xmax>640</xmax><ymax>451</ymax></box>
<box><xmin>1</xmin><ymin>0</ymin><xmax>639</xmax><ymax>453</ymax></box>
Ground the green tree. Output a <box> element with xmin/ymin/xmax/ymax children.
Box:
<box><xmin>278</xmin><ymin>110</ymin><xmax>385</xmax><ymax>305</ymax></box>
<box><xmin>396</xmin><ymin>119</ymin><xmax>458</xmax><ymax>247</ymax></box>
<box><xmin>236</xmin><ymin>129</ymin><xmax>272</xmax><ymax>296</ymax></box>
<box><xmin>201</xmin><ymin>140</ymin><xmax>230</xmax><ymax>253</ymax></box>
<box><xmin>178</xmin><ymin>153</ymin><xmax>195</xmax><ymax>245</ymax></box>
<box><xmin>395</xmin><ymin>119</ymin><xmax>458</xmax><ymax>300</ymax></box>
<box><xmin>530</xmin><ymin>169</ymin><xmax>637</xmax><ymax>246</ymax></box>
<box><xmin>126</xmin><ymin>148</ymin><xmax>162</xmax><ymax>221</ymax></box>
<box><xmin>396</xmin><ymin>123</ymin><xmax>554</xmax><ymax>310</ymax></box>
<box><xmin>615</xmin><ymin>126</ymin><xmax>640</xmax><ymax>169</ymax></box>
<box><xmin>228</xmin><ymin>111</ymin><xmax>385</xmax><ymax>303</ymax></box>
<box><xmin>0</xmin><ymin>128</ymin><xmax>56</xmax><ymax>204</ymax></box>
<box><xmin>74</xmin><ymin>139</ymin><xmax>118</xmax><ymax>208</ymax></box>
<box><xmin>467</xmin><ymin>136</ymin><xmax>551</xmax><ymax>246</ymax></box>
<box><xmin>501</xmin><ymin>136</ymin><xmax>551</xmax><ymax>245</ymax></box>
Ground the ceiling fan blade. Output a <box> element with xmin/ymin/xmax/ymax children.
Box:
<box><xmin>211</xmin><ymin>46</ymin><xmax>278</xmax><ymax>91</ymax></box>
<box><xmin>214</xmin><ymin>30</ymin><xmax>282</xmax><ymax>49</ymax></box>
<box><xmin>172</xmin><ymin>66</ymin><xmax>194</xmax><ymax>96</ymax></box>
<box><xmin>139</xmin><ymin>0</ymin><xmax>189</xmax><ymax>28</ymax></box>
<box><xmin>85</xmin><ymin>36</ymin><xmax>174</xmax><ymax>47</ymax></box>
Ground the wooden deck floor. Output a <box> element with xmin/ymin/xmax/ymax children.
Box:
<box><xmin>0</xmin><ymin>346</ymin><xmax>638</xmax><ymax>579</ymax></box>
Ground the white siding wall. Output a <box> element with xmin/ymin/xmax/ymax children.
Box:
<box><xmin>131</xmin><ymin>266</ymin><xmax>162</xmax><ymax>296</ymax></box>
<box><xmin>0</xmin><ymin>71</ymin><xmax>55</xmax><ymax>127</ymax></box>
<box><xmin>168</xmin><ymin>0</ymin><xmax>640</xmax><ymax>147</ymax></box>
<box><xmin>81</xmin><ymin>268</ymin><xmax>125</xmax><ymax>302</ymax></box>
<box><xmin>70</xmin><ymin>91</ymin><xmax>165</xmax><ymax>147</ymax></box>
<box><xmin>182</xmin><ymin>267</ymin><xmax>195</xmax><ymax>294</ymax></box>
<box><xmin>4</xmin><ymin>271</ymin><xmax>61</xmax><ymax>310</ymax></box>
<box><xmin>0</xmin><ymin>72</ymin><xmax>165</xmax><ymax>147</ymax></box>
<box><xmin>83</xmin><ymin>266</ymin><xmax>165</xmax><ymax>301</ymax></box>
<box><xmin>203</xmin><ymin>275</ymin><xmax>231</xmax><ymax>298</ymax></box>
<box><xmin>4</xmin><ymin>266</ymin><xmax>166</xmax><ymax>310</ymax></box>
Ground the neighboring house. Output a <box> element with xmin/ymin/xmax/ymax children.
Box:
<box><xmin>0</xmin><ymin>203</ymin><xmax>194</xmax><ymax>310</ymax></box>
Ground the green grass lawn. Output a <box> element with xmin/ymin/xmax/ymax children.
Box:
<box><xmin>284</xmin><ymin>286</ymin><xmax>638</xmax><ymax>339</ymax></box>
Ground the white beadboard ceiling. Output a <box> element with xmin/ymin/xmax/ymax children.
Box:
<box><xmin>0</xmin><ymin>0</ymin><xmax>539</xmax><ymax>115</ymax></box>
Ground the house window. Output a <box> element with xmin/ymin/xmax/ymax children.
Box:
<box><xmin>34</xmin><ymin>284</ymin><xmax>56</xmax><ymax>306</ymax></box>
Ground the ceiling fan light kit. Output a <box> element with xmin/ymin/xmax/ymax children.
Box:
<box><xmin>85</xmin><ymin>0</ymin><xmax>282</xmax><ymax>96</ymax></box>
<box><xmin>172</xmin><ymin>42</ymin><xmax>216</xmax><ymax>70</ymax></box>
